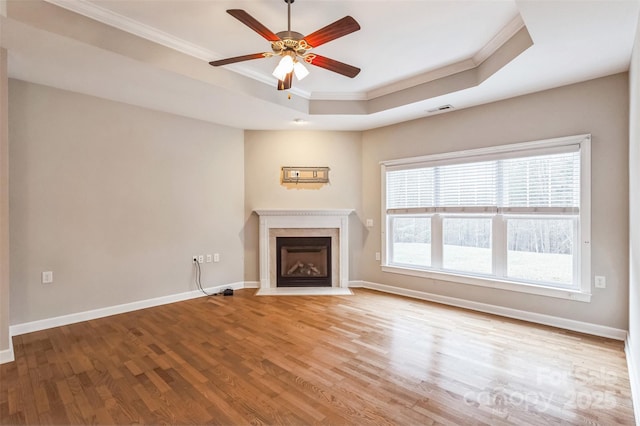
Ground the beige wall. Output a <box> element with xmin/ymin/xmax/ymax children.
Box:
<box><xmin>0</xmin><ymin>49</ymin><xmax>9</xmax><ymax>353</ymax></box>
<box><xmin>361</xmin><ymin>73</ymin><xmax>629</xmax><ymax>329</ymax></box>
<box><xmin>243</xmin><ymin>130</ymin><xmax>363</xmax><ymax>282</ymax></box>
<box><xmin>5</xmin><ymin>66</ymin><xmax>633</xmax><ymax>349</ymax></box>
<box><xmin>9</xmin><ymin>80</ymin><xmax>245</xmax><ymax>324</ymax></box>
<box><xmin>628</xmin><ymin>9</ymin><xmax>640</xmax><ymax>407</ymax></box>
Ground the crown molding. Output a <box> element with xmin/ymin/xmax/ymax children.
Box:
<box><xmin>310</xmin><ymin>91</ymin><xmax>368</xmax><ymax>101</ymax></box>
<box><xmin>309</xmin><ymin>24</ymin><xmax>532</xmax><ymax>116</ymax></box>
<box><xmin>37</xmin><ymin>0</ymin><xmax>532</xmax><ymax>115</ymax></box>
<box><xmin>42</xmin><ymin>1</ymin><xmax>526</xmax><ymax>104</ymax></box>
<box><xmin>365</xmin><ymin>58</ymin><xmax>476</xmax><ymax>100</ymax></box>
<box><xmin>43</xmin><ymin>0</ymin><xmax>311</xmax><ymax>99</ymax></box>
<box><xmin>366</xmin><ymin>14</ymin><xmax>525</xmax><ymax>100</ymax></box>
<box><xmin>44</xmin><ymin>0</ymin><xmax>212</xmax><ymax>60</ymax></box>
<box><xmin>473</xmin><ymin>14</ymin><xmax>525</xmax><ymax>65</ymax></box>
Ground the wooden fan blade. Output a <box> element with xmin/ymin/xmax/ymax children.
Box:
<box><xmin>303</xmin><ymin>16</ymin><xmax>360</xmax><ymax>48</ymax></box>
<box><xmin>305</xmin><ymin>54</ymin><xmax>360</xmax><ymax>78</ymax></box>
<box><xmin>277</xmin><ymin>72</ymin><xmax>293</xmax><ymax>91</ymax></box>
<box><xmin>227</xmin><ymin>9</ymin><xmax>280</xmax><ymax>42</ymax></box>
<box><xmin>209</xmin><ymin>53</ymin><xmax>268</xmax><ymax>67</ymax></box>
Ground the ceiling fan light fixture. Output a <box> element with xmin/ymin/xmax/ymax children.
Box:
<box><xmin>272</xmin><ymin>54</ymin><xmax>294</xmax><ymax>80</ymax></box>
<box><xmin>293</xmin><ymin>61</ymin><xmax>309</xmax><ymax>80</ymax></box>
<box><xmin>277</xmin><ymin>72</ymin><xmax>293</xmax><ymax>90</ymax></box>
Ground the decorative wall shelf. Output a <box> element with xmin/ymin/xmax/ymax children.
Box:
<box><xmin>282</xmin><ymin>166</ymin><xmax>329</xmax><ymax>183</ymax></box>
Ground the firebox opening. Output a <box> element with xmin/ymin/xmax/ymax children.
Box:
<box><xmin>276</xmin><ymin>237</ymin><xmax>332</xmax><ymax>287</ymax></box>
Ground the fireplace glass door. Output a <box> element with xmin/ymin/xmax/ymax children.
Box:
<box><xmin>276</xmin><ymin>237</ymin><xmax>332</xmax><ymax>287</ymax></box>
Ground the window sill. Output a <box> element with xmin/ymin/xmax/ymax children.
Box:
<box><xmin>381</xmin><ymin>265</ymin><xmax>591</xmax><ymax>302</ymax></box>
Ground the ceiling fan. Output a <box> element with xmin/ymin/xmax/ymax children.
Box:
<box><xmin>209</xmin><ymin>0</ymin><xmax>361</xmax><ymax>91</ymax></box>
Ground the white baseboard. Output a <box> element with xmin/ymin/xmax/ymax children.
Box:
<box><xmin>350</xmin><ymin>280</ymin><xmax>627</xmax><ymax>340</ymax></box>
<box><xmin>0</xmin><ymin>337</ymin><xmax>14</xmax><ymax>364</ymax></box>
<box><xmin>8</xmin><ymin>281</ymin><xmax>247</xmax><ymax>338</ymax></box>
<box><xmin>626</xmin><ymin>335</ymin><xmax>640</xmax><ymax>426</ymax></box>
<box><xmin>243</xmin><ymin>281</ymin><xmax>260</xmax><ymax>289</ymax></box>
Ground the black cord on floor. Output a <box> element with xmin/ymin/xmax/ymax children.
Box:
<box><xmin>194</xmin><ymin>261</ymin><xmax>217</xmax><ymax>297</ymax></box>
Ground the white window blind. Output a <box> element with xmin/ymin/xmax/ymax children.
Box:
<box><xmin>501</xmin><ymin>151</ymin><xmax>580</xmax><ymax>213</ymax></box>
<box><xmin>438</xmin><ymin>160</ymin><xmax>496</xmax><ymax>209</ymax></box>
<box><xmin>387</xmin><ymin>148</ymin><xmax>580</xmax><ymax>215</ymax></box>
<box><xmin>386</xmin><ymin>168</ymin><xmax>434</xmax><ymax>210</ymax></box>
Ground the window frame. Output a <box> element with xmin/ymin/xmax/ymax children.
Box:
<box><xmin>380</xmin><ymin>134</ymin><xmax>591</xmax><ymax>302</ymax></box>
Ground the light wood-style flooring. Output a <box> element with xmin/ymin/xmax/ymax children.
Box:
<box><xmin>0</xmin><ymin>288</ymin><xmax>636</xmax><ymax>425</ymax></box>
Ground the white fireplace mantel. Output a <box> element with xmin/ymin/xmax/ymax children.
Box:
<box><xmin>255</xmin><ymin>209</ymin><xmax>353</xmax><ymax>289</ymax></box>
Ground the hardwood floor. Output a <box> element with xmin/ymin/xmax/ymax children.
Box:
<box><xmin>0</xmin><ymin>288</ymin><xmax>635</xmax><ymax>425</ymax></box>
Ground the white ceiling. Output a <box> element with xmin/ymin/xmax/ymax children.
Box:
<box><xmin>1</xmin><ymin>0</ymin><xmax>639</xmax><ymax>130</ymax></box>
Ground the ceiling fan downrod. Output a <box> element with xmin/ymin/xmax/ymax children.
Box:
<box><xmin>286</xmin><ymin>0</ymin><xmax>294</xmax><ymax>32</ymax></box>
<box><xmin>274</xmin><ymin>0</ymin><xmax>306</xmax><ymax>57</ymax></box>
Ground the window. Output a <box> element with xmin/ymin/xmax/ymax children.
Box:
<box><xmin>389</xmin><ymin>216</ymin><xmax>431</xmax><ymax>267</ymax></box>
<box><xmin>381</xmin><ymin>134</ymin><xmax>591</xmax><ymax>301</ymax></box>
<box><xmin>506</xmin><ymin>217</ymin><xmax>575</xmax><ymax>285</ymax></box>
<box><xmin>443</xmin><ymin>216</ymin><xmax>492</xmax><ymax>275</ymax></box>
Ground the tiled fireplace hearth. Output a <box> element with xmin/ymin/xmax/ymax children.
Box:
<box><xmin>254</xmin><ymin>210</ymin><xmax>352</xmax><ymax>293</ymax></box>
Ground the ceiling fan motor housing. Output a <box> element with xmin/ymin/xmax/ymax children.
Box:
<box><xmin>273</xmin><ymin>31</ymin><xmax>309</xmax><ymax>56</ymax></box>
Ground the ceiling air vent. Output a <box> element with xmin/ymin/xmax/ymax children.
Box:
<box><xmin>427</xmin><ymin>104</ymin><xmax>454</xmax><ymax>113</ymax></box>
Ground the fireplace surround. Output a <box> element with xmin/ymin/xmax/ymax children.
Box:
<box><xmin>254</xmin><ymin>209</ymin><xmax>352</xmax><ymax>290</ymax></box>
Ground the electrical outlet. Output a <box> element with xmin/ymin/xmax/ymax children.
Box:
<box><xmin>198</xmin><ymin>255</ymin><xmax>204</xmax><ymax>264</ymax></box>
<box><xmin>291</xmin><ymin>170</ymin><xmax>300</xmax><ymax>178</ymax></box>
<box><xmin>214</xmin><ymin>253</ymin><xmax>220</xmax><ymax>262</ymax></box>
<box><xmin>366</xmin><ymin>219</ymin><xmax>374</xmax><ymax>228</ymax></box>
<box><xmin>42</xmin><ymin>271</ymin><xmax>53</xmax><ymax>284</ymax></box>
<box><xmin>375</xmin><ymin>252</ymin><xmax>381</xmax><ymax>261</ymax></box>
<box><xmin>595</xmin><ymin>275</ymin><xmax>606</xmax><ymax>288</ymax></box>
<box><xmin>192</xmin><ymin>256</ymin><xmax>198</xmax><ymax>263</ymax></box>
<box><xmin>206</xmin><ymin>254</ymin><xmax>212</xmax><ymax>263</ymax></box>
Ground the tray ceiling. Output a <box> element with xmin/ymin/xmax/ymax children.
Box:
<box><xmin>1</xmin><ymin>0</ymin><xmax>639</xmax><ymax>130</ymax></box>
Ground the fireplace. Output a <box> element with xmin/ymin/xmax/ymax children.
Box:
<box><xmin>277</xmin><ymin>237</ymin><xmax>331</xmax><ymax>287</ymax></box>
<box><xmin>254</xmin><ymin>209</ymin><xmax>353</xmax><ymax>290</ymax></box>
